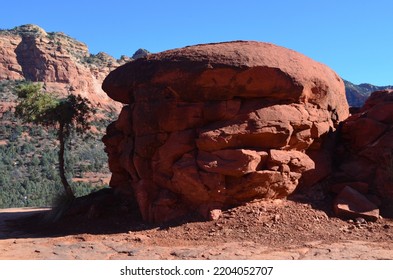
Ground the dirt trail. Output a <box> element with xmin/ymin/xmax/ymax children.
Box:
<box><xmin>1</xmin><ymin>200</ymin><xmax>393</xmax><ymax>260</ymax></box>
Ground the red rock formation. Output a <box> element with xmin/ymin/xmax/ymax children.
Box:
<box><xmin>0</xmin><ymin>24</ymin><xmax>122</xmax><ymax>111</ymax></box>
<box><xmin>334</xmin><ymin>90</ymin><xmax>393</xmax><ymax>217</ymax></box>
<box><xmin>102</xmin><ymin>41</ymin><xmax>349</xmax><ymax>222</ymax></box>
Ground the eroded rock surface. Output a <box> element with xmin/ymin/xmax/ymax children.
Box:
<box><xmin>102</xmin><ymin>41</ymin><xmax>349</xmax><ymax>222</ymax></box>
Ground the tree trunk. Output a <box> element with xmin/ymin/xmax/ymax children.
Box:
<box><xmin>58</xmin><ymin>123</ymin><xmax>75</xmax><ymax>199</ymax></box>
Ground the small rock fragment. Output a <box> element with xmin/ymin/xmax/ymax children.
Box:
<box><xmin>355</xmin><ymin>217</ymin><xmax>366</xmax><ymax>224</ymax></box>
<box><xmin>209</xmin><ymin>209</ymin><xmax>222</xmax><ymax>221</ymax></box>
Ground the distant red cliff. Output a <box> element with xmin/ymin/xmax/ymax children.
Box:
<box><xmin>0</xmin><ymin>24</ymin><xmax>128</xmax><ymax>112</ymax></box>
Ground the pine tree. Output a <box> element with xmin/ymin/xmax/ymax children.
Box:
<box><xmin>15</xmin><ymin>82</ymin><xmax>95</xmax><ymax>199</ymax></box>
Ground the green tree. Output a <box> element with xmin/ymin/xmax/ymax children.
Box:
<box><xmin>15</xmin><ymin>82</ymin><xmax>95</xmax><ymax>199</ymax></box>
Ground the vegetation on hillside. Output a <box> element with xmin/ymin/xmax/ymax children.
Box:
<box><xmin>0</xmin><ymin>80</ymin><xmax>112</xmax><ymax>208</ymax></box>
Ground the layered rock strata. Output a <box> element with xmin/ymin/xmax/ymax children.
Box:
<box><xmin>102</xmin><ymin>41</ymin><xmax>349</xmax><ymax>222</ymax></box>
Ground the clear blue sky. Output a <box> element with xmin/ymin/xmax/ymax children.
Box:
<box><xmin>1</xmin><ymin>0</ymin><xmax>392</xmax><ymax>85</ymax></box>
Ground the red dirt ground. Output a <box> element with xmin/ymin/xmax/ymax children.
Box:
<box><xmin>1</xmin><ymin>190</ymin><xmax>393</xmax><ymax>260</ymax></box>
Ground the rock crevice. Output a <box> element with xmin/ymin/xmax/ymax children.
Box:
<box><xmin>333</xmin><ymin>90</ymin><xmax>393</xmax><ymax>218</ymax></box>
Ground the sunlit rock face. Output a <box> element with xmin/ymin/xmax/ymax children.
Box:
<box><xmin>102</xmin><ymin>41</ymin><xmax>349</xmax><ymax>222</ymax></box>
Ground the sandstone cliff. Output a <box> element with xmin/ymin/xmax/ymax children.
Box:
<box><xmin>0</xmin><ymin>24</ymin><xmax>126</xmax><ymax>111</ymax></box>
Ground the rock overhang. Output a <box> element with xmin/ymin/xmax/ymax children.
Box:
<box><xmin>103</xmin><ymin>41</ymin><xmax>347</xmax><ymax>120</ymax></box>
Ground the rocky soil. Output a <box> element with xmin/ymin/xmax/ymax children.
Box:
<box><xmin>1</xmin><ymin>194</ymin><xmax>393</xmax><ymax>260</ymax></box>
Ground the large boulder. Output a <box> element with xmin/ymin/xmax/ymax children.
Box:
<box><xmin>102</xmin><ymin>41</ymin><xmax>349</xmax><ymax>222</ymax></box>
<box><xmin>334</xmin><ymin>90</ymin><xmax>393</xmax><ymax>217</ymax></box>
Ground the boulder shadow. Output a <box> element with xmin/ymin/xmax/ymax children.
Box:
<box><xmin>1</xmin><ymin>188</ymin><xmax>207</xmax><ymax>240</ymax></box>
<box><xmin>1</xmin><ymin>189</ymin><xmax>145</xmax><ymax>239</ymax></box>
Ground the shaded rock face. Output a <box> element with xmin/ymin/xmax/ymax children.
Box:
<box><xmin>0</xmin><ymin>24</ymin><xmax>122</xmax><ymax>111</ymax></box>
<box><xmin>335</xmin><ymin>90</ymin><xmax>393</xmax><ymax>216</ymax></box>
<box><xmin>102</xmin><ymin>41</ymin><xmax>349</xmax><ymax>222</ymax></box>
